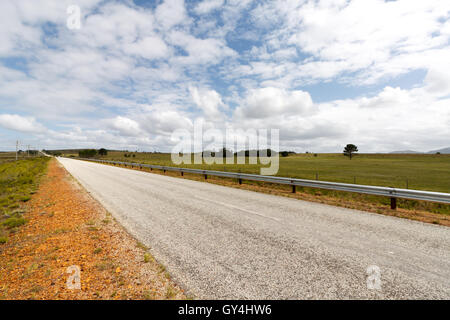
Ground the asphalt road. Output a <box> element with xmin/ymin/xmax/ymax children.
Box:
<box><xmin>58</xmin><ymin>157</ymin><xmax>450</xmax><ymax>299</ymax></box>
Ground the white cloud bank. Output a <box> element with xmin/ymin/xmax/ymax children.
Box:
<box><xmin>0</xmin><ymin>0</ymin><xmax>449</xmax><ymax>153</ymax></box>
<box><xmin>0</xmin><ymin>114</ymin><xmax>47</xmax><ymax>134</ymax></box>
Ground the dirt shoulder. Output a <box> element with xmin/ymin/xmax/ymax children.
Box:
<box><xmin>0</xmin><ymin>159</ymin><xmax>186</xmax><ymax>300</ymax></box>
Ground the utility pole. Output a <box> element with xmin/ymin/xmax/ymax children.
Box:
<box><xmin>27</xmin><ymin>145</ymin><xmax>30</xmax><ymax>157</ymax></box>
<box><xmin>16</xmin><ymin>140</ymin><xmax>19</xmax><ymax>161</ymax></box>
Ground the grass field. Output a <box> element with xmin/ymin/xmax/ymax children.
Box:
<box><xmin>0</xmin><ymin>152</ymin><xmax>29</xmax><ymax>163</ymax></box>
<box><xmin>0</xmin><ymin>157</ymin><xmax>50</xmax><ymax>243</ymax></box>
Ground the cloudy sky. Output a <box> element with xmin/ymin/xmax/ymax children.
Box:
<box><xmin>0</xmin><ymin>0</ymin><xmax>449</xmax><ymax>153</ymax></box>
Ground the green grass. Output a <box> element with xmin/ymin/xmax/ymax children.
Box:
<box><xmin>0</xmin><ymin>157</ymin><xmax>50</xmax><ymax>243</ymax></box>
<box><xmin>1</xmin><ymin>216</ymin><xmax>27</xmax><ymax>229</ymax></box>
<box><xmin>144</xmin><ymin>253</ymin><xmax>152</xmax><ymax>263</ymax></box>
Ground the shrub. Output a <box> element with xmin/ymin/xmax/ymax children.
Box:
<box><xmin>2</xmin><ymin>217</ymin><xmax>27</xmax><ymax>229</ymax></box>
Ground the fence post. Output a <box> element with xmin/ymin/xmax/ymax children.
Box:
<box><xmin>390</xmin><ymin>197</ymin><xmax>397</xmax><ymax>210</ymax></box>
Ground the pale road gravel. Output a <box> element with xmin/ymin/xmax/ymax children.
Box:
<box><xmin>57</xmin><ymin>157</ymin><xmax>450</xmax><ymax>299</ymax></box>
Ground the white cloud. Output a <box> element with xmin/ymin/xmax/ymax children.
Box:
<box><xmin>168</xmin><ymin>31</ymin><xmax>236</xmax><ymax>65</ymax></box>
<box><xmin>0</xmin><ymin>0</ymin><xmax>449</xmax><ymax>153</ymax></box>
<box><xmin>190</xmin><ymin>87</ymin><xmax>226</xmax><ymax>119</ymax></box>
<box><xmin>235</xmin><ymin>87</ymin><xmax>314</xmax><ymax>119</ymax></box>
<box><xmin>248</xmin><ymin>0</ymin><xmax>450</xmax><ymax>85</ymax></box>
<box><xmin>0</xmin><ymin>114</ymin><xmax>47</xmax><ymax>133</ymax></box>
<box><xmin>155</xmin><ymin>0</ymin><xmax>188</xmax><ymax>30</ymax></box>
<box><xmin>125</xmin><ymin>36</ymin><xmax>169</xmax><ymax>60</ymax></box>
<box><xmin>424</xmin><ymin>68</ymin><xmax>450</xmax><ymax>97</ymax></box>
<box><xmin>139</xmin><ymin>110</ymin><xmax>193</xmax><ymax>136</ymax></box>
<box><xmin>107</xmin><ymin>116</ymin><xmax>142</xmax><ymax>137</ymax></box>
<box><xmin>194</xmin><ymin>0</ymin><xmax>224</xmax><ymax>15</ymax></box>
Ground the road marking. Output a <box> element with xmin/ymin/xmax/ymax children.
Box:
<box><xmin>194</xmin><ymin>195</ymin><xmax>281</xmax><ymax>222</ymax></box>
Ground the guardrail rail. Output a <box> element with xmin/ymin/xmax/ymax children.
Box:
<box><xmin>74</xmin><ymin>157</ymin><xmax>450</xmax><ymax>210</ymax></box>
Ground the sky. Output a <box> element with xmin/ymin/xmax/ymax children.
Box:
<box><xmin>0</xmin><ymin>0</ymin><xmax>449</xmax><ymax>153</ymax></box>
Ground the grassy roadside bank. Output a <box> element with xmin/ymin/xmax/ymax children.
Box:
<box><xmin>0</xmin><ymin>157</ymin><xmax>50</xmax><ymax>244</ymax></box>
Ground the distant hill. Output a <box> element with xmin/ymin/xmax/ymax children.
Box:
<box><xmin>390</xmin><ymin>150</ymin><xmax>422</xmax><ymax>154</ymax></box>
<box><xmin>427</xmin><ymin>147</ymin><xmax>450</xmax><ymax>154</ymax></box>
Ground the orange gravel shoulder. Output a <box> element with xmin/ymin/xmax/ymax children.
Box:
<box><xmin>0</xmin><ymin>159</ymin><xmax>186</xmax><ymax>300</ymax></box>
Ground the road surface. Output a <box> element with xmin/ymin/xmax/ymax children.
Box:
<box><xmin>58</xmin><ymin>157</ymin><xmax>450</xmax><ymax>299</ymax></box>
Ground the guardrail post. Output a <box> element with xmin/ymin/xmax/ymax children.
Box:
<box><xmin>238</xmin><ymin>178</ymin><xmax>242</xmax><ymax>185</ymax></box>
<box><xmin>204</xmin><ymin>174</ymin><xmax>207</xmax><ymax>180</ymax></box>
<box><xmin>292</xmin><ymin>185</ymin><xmax>296</xmax><ymax>193</ymax></box>
<box><xmin>181</xmin><ymin>171</ymin><xmax>184</xmax><ymax>176</ymax></box>
<box><xmin>390</xmin><ymin>197</ymin><xmax>397</xmax><ymax>210</ymax></box>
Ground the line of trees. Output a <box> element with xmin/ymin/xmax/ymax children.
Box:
<box><xmin>79</xmin><ymin>149</ymin><xmax>98</xmax><ymax>158</ymax></box>
<box><xmin>70</xmin><ymin>145</ymin><xmax>360</xmax><ymax>160</ymax></box>
<box><xmin>78</xmin><ymin>148</ymin><xmax>108</xmax><ymax>158</ymax></box>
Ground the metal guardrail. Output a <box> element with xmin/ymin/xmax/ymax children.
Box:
<box><xmin>75</xmin><ymin>158</ymin><xmax>450</xmax><ymax>209</ymax></box>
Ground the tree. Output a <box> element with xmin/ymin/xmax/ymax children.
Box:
<box><xmin>343</xmin><ymin>144</ymin><xmax>358</xmax><ymax>160</ymax></box>
<box><xmin>98</xmin><ymin>148</ymin><xmax>108</xmax><ymax>156</ymax></box>
<box><xmin>79</xmin><ymin>149</ymin><xmax>97</xmax><ymax>158</ymax></box>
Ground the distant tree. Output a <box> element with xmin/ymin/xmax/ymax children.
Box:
<box><xmin>98</xmin><ymin>148</ymin><xmax>108</xmax><ymax>156</ymax></box>
<box><xmin>280</xmin><ymin>151</ymin><xmax>289</xmax><ymax>157</ymax></box>
<box><xmin>220</xmin><ymin>147</ymin><xmax>234</xmax><ymax>159</ymax></box>
<box><xmin>79</xmin><ymin>149</ymin><xmax>97</xmax><ymax>158</ymax></box>
<box><xmin>343</xmin><ymin>144</ymin><xmax>358</xmax><ymax>160</ymax></box>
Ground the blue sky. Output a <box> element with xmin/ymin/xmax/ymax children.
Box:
<box><xmin>0</xmin><ymin>0</ymin><xmax>449</xmax><ymax>152</ymax></box>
